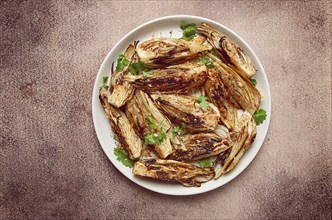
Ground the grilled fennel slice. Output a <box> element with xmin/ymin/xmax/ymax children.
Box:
<box><xmin>133</xmin><ymin>159</ymin><xmax>214</xmax><ymax>187</ymax></box>
<box><xmin>99</xmin><ymin>89</ymin><xmax>142</xmax><ymax>159</ymax></box>
<box><xmin>208</xmin><ymin>54</ymin><xmax>261</xmax><ymax>115</ymax></box>
<box><xmin>214</xmin><ymin>117</ymin><xmax>257</xmax><ymax>178</ymax></box>
<box><xmin>151</xmin><ymin>94</ymin><xmax>220</xmax><ymax>133</ymax></box>
<box><xmin>197</xmin><ymin>23</ymin><xmax>256</xmax><ymax>79</ymax></box>
<box><xmin>167</xmin><ymin>133</ymin><xmax>231</xmax><ymax>161</ymax></box>
<box><xmin>137</xmin><ymin>36</ymin><xmax>212</xmax><ymax>68</ymax></box>
<box><xmin>205</xmin><ymin>67</ymin><xmax>238</xmax><ymax>130</ymax></box>
<box><xmin>107</xmin><ymin>44</ymin><xmax>136</xmax><ymax>107</ymax></box>
<box><xmin>125</xmin><ymin>90</ymin><xmax>173</xmax><ymax>158</ymax></box>
<box><xmin>124</xmin><ymin>61</ymin><xmax>208</xmax><ymax>94</ymax></box>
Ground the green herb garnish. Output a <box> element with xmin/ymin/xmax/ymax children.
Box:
<box><xmin>129</xmin><ymin>61</ymin><xmax>151</xmax><ymax>75</ymax></box>
<box><xmin>146</xmin><ymin>115</ymin><xmax>157</xmax><ymax>129</ymax></box>
<box><xmin>144</xmin><ymin>131</ymin><xmax>167</xmax><ymax>145</ymax></box>
<box><xmin>142</xmin><ymin>70</ymin><xmax>153</xmax><ymax>78</ymax></box>
<box><xmin>114</xmin><ymin>148</ymin><xmax>134</xmax><ymax>168</ymax></box>
<box><xmin>253</xmin><ymin>109</ymin><xmax>267</xmax><ymax>125</ymax></box>
<box><xmin>180</xmin><ymin>21</ymin><xmax>195</xmax><ymax>30</ymax></box>
<box><xmin>155</xmin><ymin>132</ymin><xmax>166</xmax><ymax>145</ymax></box>
<box><xmin>144</xmin><ymin>132</ymin><xmax>155</xmax><ymax>145</ymax></box>
<box><xmin>116</xmin><ymin>54</ymin><xmax>129</xmax><ymax>72</ymax></box>
<box><xmin>198</xmin><ymin>158</ymin><xmax>213</xmax><ymax>168</ymax></box>
<box><xmin>199</xmin><ymin>57</ymin><xmax>214</xmax><ymax>69</ymax></box>
<box><xmin>250</xmin><ymin>78</ymin><xmax>257</xmax><ymax>86</ymax></box>
<box><xmin>172</xmin><ymin>127</ymin><xmax>181</xmax><ymax>137</ymax></box>
<box><xmin>196</xmin><ymin>95</ymin><xmax>210</xmax><ymax>109</ymax></box>
<box><xmin>144</xmin><ymin>116</ymin><xmax>167</xmax><ymax>145</ymax></box>
<box><xmin>180</xmin><ymin>21</ymin><xmax>196</xmax><ymax>41</ymax></box>
<box><xmin>172</xmin><ymin>123</ymin><xmax>186</xmax><ymax>137</ymax></box>
<box><xmin>100</xmin><ymin>76</ymin><xmax>109</xmax><ymax>90</ymax></box>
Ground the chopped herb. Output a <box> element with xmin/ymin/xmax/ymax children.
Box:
<box><xmin>129</xmin><ymin>61</ymin><xmax>150</xmax><ymax>75</ymax></box>
<box><xmin>100</xmin><ymin>76</ymin><xmax>109</xmax><ymax>90</ymax></box>
<box><xmin>144</xmin><ymin>131</ymin><xmax>167</xmax><ymax>145</ymax></box>
<box><xmin>199</xmin><ymin>57</ymin><xmax>214</xmax><ymax>69</ymax></box>
<box><xmin>172</xmin><ymin>126</ymin><xmax>181</xmax><ymax>137</ymax></box>
<box><xmin>116</xmin><ymin>54</ymin><xmax>129</xmax><ymax>72</ymax></box>
<box><xmin>196</xmin><ymin>95</ymin><xmax>210</xmax><ymax>109</ymax></box>
<box><xmin>114</xmin><ymin>148</ymin><xmax>134</xmax><ymax>168</ymax></box>
<box><xmin>144</xmin><ymin>132</ymin><xmax>155</xmax><ymax>145</ymax></box>
<box><xmin>146</xmin><ymin>115</ymin><xmax>157</xmax><ymax>129</ymax></box>
<box><xmin>253</xmin><ymin>109</ymin><xmax>267</xmax><ymax>125</ymax></box>
<box><xmin>129</xmin><ymin>65</ymin><xmax>137</xmax><ymax>75</ymax></box>
<box><xmin>169</xmin><ymin>30</ymin><xmax>173</xmax><ymax>38</ymax></box>
<box><xmin>198</xmin><ymin>158</ymin><xmax>213</xmax><ymax>168</ymax></box>
<box><xmin>180</xmin><ymin>21</ymin><xmax>196</xmax><ymax>30</ymax></box>
<box><xmin>172</xmin><ymin>123</ymin><xmax>186</xmax><ymax>137</ymax></box>
<box><xmin>180</xmin><ymin>21</ymin><xmax>196</xmax><ymax>41</ymax></box>
<box><xmin>250</xmin><ymin>78</ymin><xmax>257</xmax><ymax>86</ymax></box>
<box><xmin>155</xmin><ymin>132</ymin><xmax>166</xmax><ymax>145</ymax></box>
<box><xmin>142</xmin><ymin>70</ymin><xmax>153</xmax><ymax>78</ymax></box>
<box><xmin>144</xmin><ymin>116</ymin><xmax>167</xmax><ymax>145</ymax></box>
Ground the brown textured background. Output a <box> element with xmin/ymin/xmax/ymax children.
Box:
<box><xmin>1</xmin><ymin>0</ymin><xmax>331</xmax><ymax>219</ymax></box>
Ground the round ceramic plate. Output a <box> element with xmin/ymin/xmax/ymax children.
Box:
<box><xmin>92</xmin><ymin>15</ymin><xmax>271</xmax><ymax>196</ymax></box>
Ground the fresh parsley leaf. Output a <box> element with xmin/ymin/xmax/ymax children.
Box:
<box><xmin>180</xmin><ymin>22</ymin><xmax>196</xmax><ymax>41</ymax></box>
<box><xmin>206</xmin><ymin>63</ymin><xmax>214</xmax><ymax>68</ymax></box>
<box><xmin>196</xmin><ymin>95</ymin><xmax>210</xmax><ymax>109</ymax></box>
<box><xmin>142</xmin><ymin>70</ymin><xmax>153</xmax><ymax>78</ymax></box>
<box><xmin>144</xmin><ymin>132</ymin><xmax>155</xmax><ymax>145</ymax></box>
<box><xmin>172</xmin><ymin>126</ymin><xmax>181</xmax><ymax>137</ymax></box>
<box><xmin>144</xmin><ymin>131</ymin><xmax>166</xmax><ymax>145</ymax></box>
<box><xmin>102</xmin><ymin>76</ymin><xmax>108</xmax><ymax>84</ymax></box>
<box><xmin>198</xmin><ymin>158</ymin><xmax>213</xmax><ymax>168</ymax></box>
<box><xmin>113</xmin><ymin>148</ymin><xmax>134</xmax><ymax>168</ymax></box>
<box><xmin>116</xmin><ymin>54</ymin><xmax>129</xmax><ymax>72</ymax></box>
<box><xmin>183</xmin><ymin>26</ymin><xmax>196</xmax><ymax>40</ymax></box>
<box><xmin>146</xmin><ymin>115</ymin><xmax>157</xmax><ymax>129</ymax></box>
<box><xmin>253</xmin><ymin>109</ymin><xmax>267</xmax><ymax>125</ymax></box>
<box><xmin>199</xmin><ymin>57</ymin><xmax>210</xmax><ymax>63</ymax></box>
<box><xmin>180</xmin><ymin>21</ymin><xmax>195</xmax><ymax>30</ymax></box>
<box><xmin>129</xmin><ymin>65</ymin><xmax>136</xmax><ymax>75</ymax></box>
<box><xmin>144</xmin><ymin>116</ymin><xmax>167</xmax><ymax>145</ymax></box>
<box><xmin>250</xmin><ymin>78</ymin><xmax>257</xmax><ymax>86</ymax></box>
<box><xmin>199</xmin><ymin>57</ymin><xmax>214</xmax><ymax>69</ymax></box>
<box><xmin>155</xmin><ymin>132</ymin><xmax>166</xmax><ymax>145</ymax></box>
<box><xmin>129</xmin><ymin>61</ymin><xmax>150</xmax><ymax>75</ymax></box>
<box><xmin>172</xmin><ymin>123</ymin><xmax>186</xmax><ymax>137</ymax></box>
<box><xmin>100</xmin><ymin>76</ymin><xmax>109</xmax><ymax>90</ymax></box>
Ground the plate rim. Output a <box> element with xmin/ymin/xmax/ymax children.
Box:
<box><xmin>92</xmin><ymin>15</ymin><xmax>271</xmax><ymax>196</ymax></box>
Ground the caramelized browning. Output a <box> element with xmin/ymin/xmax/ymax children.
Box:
<box><xmin>99</xmin><ymin>90</ymin><xmax>142</xmax><ymax>159</ymax></box>
<box><xmin>151</xmin><ymin>94</ymin><xmax>220</xmax><ymax>133</ymax></box>
<box><xmin>133</xmin><ymin>159</ymin><xmax>214</xmax><ymax>187</ymax></box>
<box><xmin>137</xmin><ymin>37</ymin><xmax>212</xmax><ymax>68</ymax></box>
<box><xmin>167</xmin><ymin>133</ymin><xmax>231</xmax><ymax>161</ymax></box>
<box><xmin>125</xmin><ymin>61</ymin><xmax>208</xmax><ymax>94</ymax></box>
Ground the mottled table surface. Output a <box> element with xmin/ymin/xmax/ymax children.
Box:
<box><xmin>1</xmin><ymin>1</ymin><xmax>331</xmax><ymax>219</ymax></box>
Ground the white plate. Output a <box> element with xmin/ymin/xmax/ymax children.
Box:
<box><xmin>92</xmin><ymin>15</ymin><xmax>271</xmax><ymax>196</ymax></box>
